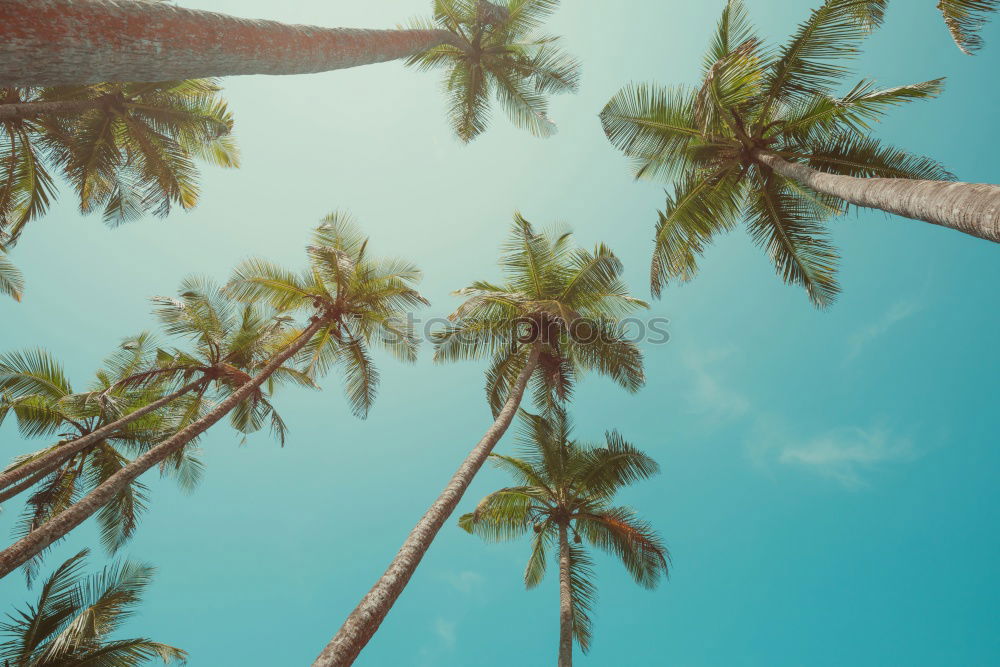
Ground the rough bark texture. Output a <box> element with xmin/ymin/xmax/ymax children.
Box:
<box><xmin>558</xmin><ymin>523</ymin><xmax>574</xmax><ymax>667</ymax></box>
<box><xmin>0</xmin><ymin>0</ymin><xmax>463</xmax><ymax>87</ymax></box>
<box><xmin>0</xmin><ymin>377</ymin><xmax>206</xmax><ymax>496</ymax></box>
<box><xmin>755</xmin><ymin>150</ymin><xmax>1000</xmax><ymax>243</ymax></box>
<box><xmin>0</xmin><ymin>97</ymin><xmax>104</xmax><ymax>122</ymax></box>
<box><xmin>0</xmin><ymin>468</ymin><xmax>50</xmax><ymax>506</ymax></box>
<box><xmin>0</xmin><ymin>320</ymin><xmax>324</xmax><ymax>580</ymax></box>
<box><xmin>314</xmin><ymin>346</ymin><xmax>543</xmax><ymax>667</ymax></box>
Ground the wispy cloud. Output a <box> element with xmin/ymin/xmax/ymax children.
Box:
<box><xmin>435</xmin><ymin>618</ymin><xmax>457</xmax><ymax>649</ymax></box>
<box><xmin>684</xmin><ymin>347</ymin><xmax>749</xmax><ymax>421</ymax></box>
<box><xmin>444</xmin><ymin>570</ymin><xmax>484</xmax><ymax>595</ymax></box>
<box><xmin>777</xmin><ymin>426</ymin><xmax>916</xmax><ymax>488</ymax></box>
<box><xmin>848</xmin><ymin>299</ymin><xmax>921</xmax><ymax>360</ymax></box>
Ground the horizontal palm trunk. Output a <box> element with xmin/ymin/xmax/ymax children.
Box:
<box><xmin>0</xmin><ymin>0</ymin><xmax>464</xmax><ymax>87</ymax></box>
<box><xmin>558</xmin><ymin>523</ymin><xmax>574</xmax><ymax>667</ymax></box>
<box><xmin>0</xmin><ymin>98</ymin><xmax>105</xmax><ymax>122</ymax></box>
<box><xmin>755</xmin><ymin>150</ymin><xmax>1000</xmax><ymax>243</ymax></box>
<box><xmin>314</xmin><ymin>346</ymin><xmax>542</xmax><ymax>666</ymax></box>
<box><xmin>0</xmin><ymin>377</ymin><xmax>207</xmax><ymax>496</ymax></box>
<box><xmin>0</xmin><ymin>319</ymin><xmax>324</xmax><ymax>580</ymax></box>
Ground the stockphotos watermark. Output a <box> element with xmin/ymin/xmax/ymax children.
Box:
<box><xmin>367</xmin><ymin>314</ymin><xmax>672</xmax><ymax>346</ymax></box>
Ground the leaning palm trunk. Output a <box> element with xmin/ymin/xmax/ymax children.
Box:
<box><xmin>0</xmin><ymin>468</ymin><xmax>49</xmax><ymax>505</ymax></box>
<box><xmin>0</xmin><ymin>377</ymin><xmax>207</xmax><ymax>497</ymax></box>
<box><xmin>0</xmin><ymin>97</ymin><xmax>108</xmax><ymax>122</ymax></box>
<box><xmin>755</xmin><ymin>150</ymin><xmax>1000</xmax><ymax>243</ymax></box>
<box><xmin>314</xmin><ymin>346</ymin><xmax>542</xmax><ymax>667</ymax></box>
<box><xmin>0</xmin><ymin>319</ymin><xmax>325</xmax><ymax>580</ymax></box>
<box><xmin>0</xmin><ymin>0</ymin><xmax>465</xmax><ymax>87</ymax></box>
<box><xmin>558</xmin><ymin>523</ymin><xmax>574</xmax><ymax>667</ymax></box>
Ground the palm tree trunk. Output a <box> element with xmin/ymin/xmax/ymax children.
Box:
<box><xmin>0</xmin><ymin>377</ymin><xmax>207</xmax><ymax>497</ymax></box>
<box><xmin>0</xmin><ymin>98</ymin><xmax>105</xmax><ymax>122</ymax></box>
<box><xmin>558</xmin><ymin>523</ymin><xmax>574</xmax><ymax>667</ymax></box>
<box><xmin>313</xmin><ymin>345</ymin><xmax>542</xmax><ymax>667</ymax></box>
<box><xmin>0</xmin><ymin>319</ymin><xmax>325</xmax><ymax>580</ymax></box>
<box><xmin>0</xmin><ymin>467</ymin><xmax>50</xmax><ymax>506</ymax></box>
<box><xmin>754</xmin><ymin>150</ymin><xmax>1000</xmax><ymax>243</ymax></box>
<box><xmin>0</xmin><ymin>0</ymin><xmax>466</xmax><ymax>87</ymax></box>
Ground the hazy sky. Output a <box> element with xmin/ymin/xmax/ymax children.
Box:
<box><xmin>2</xmin><ymin>1</ymin><xmax>999</xmax><ymax>665</ymax></box>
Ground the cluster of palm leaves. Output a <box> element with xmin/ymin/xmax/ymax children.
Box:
<box><xmin>0</xmin><ymin>549</ymin><xmax>185</xmax><ymax>666</ymax></box>
<box><xmin>461</xmin><ymin>408</ymin><xmax>669</xmax><ymax>658</ymax></box>
<box><xmin>0</xmin><ymin>80</ymin><xmax>238</xmax><ymax>244</ymax></box>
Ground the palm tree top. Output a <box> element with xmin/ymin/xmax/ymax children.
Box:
<box><xmin>0</xmin><ymin>549</ymin><xmax>186</xmax><ymax>666</ymax></box>
<box><xmin>226</xmin><ymin>212</ymin><xmax>429</xmax><ymax>417</ymax></box>
<box><xmin>433</xmin><ymin>213</ymin><xmax>647</xmax><ymax>414</ymax></box>
<box><xmin>406</xmin><ymin>0</ymin><xmax>580</xmax><ymax>142</ymax></box>
<box><xmin>460</xmin><ymin>407</ymin><xmax>669</xmax><ymax>651</ymax></box>
<box><xmin>600</xmin><ymin>0</ymin><xmax>953</xmax><ymax>307</ymax></box>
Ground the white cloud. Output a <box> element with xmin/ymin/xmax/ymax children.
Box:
<box><xmin>444</xmin><ymin>570</ymin><xmax>484</xmax><ymax>595</ymax></box>
<box><xmin>777</xmin><ymin>426</ymin><xmax>916</xmax><ymax>488</ymax></box>
<box><xmin>848</xmin><ymin>299</ymin><xmax>921</xmax><ymax>360</ymax></box>
<box><xmin>684</xmin><ymin>347</ymin><xmax>749</xmax><ymax>421</ymax></box>
<box><xmin>435</xmin><ymin>618</ymin><xmax>456</xmax><ymax>649</ymax></box>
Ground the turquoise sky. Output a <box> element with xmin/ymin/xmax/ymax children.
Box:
<box><xmin>2</xmin><ymin>1</ymin><xmax>1000</xmax><ymax>665</ymax></box>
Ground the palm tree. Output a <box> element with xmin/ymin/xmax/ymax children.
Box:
<box><xmin>1</xmin><ymin>80</ymin><xmax>238</xmax><ymax>248</ymax></box>
<box><xmin>405</xmin><ymin>0</ymin><xmax>580</xmax><ymax>141</ymax></box>
<box><xmin>938</xmin><ymin>0</ymin><xmax>999</xmax><ymax>53</ymax></box>
<box><xmin>600</xmin><ymin>0</ymin><xmax>1000</xmax><ymax>308</ymax></box>
<box><xmin>0</xmin><ymin>337</ymin><xmax>209</xmax><ymax>582</ymax></box>
<box><xmin>0</xmin><ymin>214</ymin><xmax>427</xmax><ymax>580</ymax></box>
<box><xmin>0</xmin><ymin>249</ymin><xmax>23</xmax><ymax>300</ymax></box>
<box><xmin>315</xmin><ymin>214</ymin><xmax>646</xmax><ymax>666</ymax></box>
<box><xmin>460</xmin><ymin>408</ymin><xmax>669</xmax><ymax>667</ymax></box>
<box><xmin>0</xmin><ymin>279</ymin><xmax>304</xmax><ymax>509</ymax></box>
<box><xmin>2</xmin><ymin>0</ymin><xmax>577</xmax><ymax>141</ymax></box>
<box><xmin>0</xmin><ymin>549</ymin><xmax>186</xmax><ymax>666</ymax></box>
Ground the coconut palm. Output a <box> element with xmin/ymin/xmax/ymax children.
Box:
<box><xmin>0</xmin><ymin>337</ymin><xmax>210</xmax><ymax>582</ymax></box>
<box><xmin>0</xmin><ymin>214</ymin><xmax>427</xmax><ymax>580</ymax></box>
<box><xmin>0</xmin><ymin>79</ymin><xmax>238</xmax><ymax>248</ymax></box>
<box><xmin>0</xmin><ymin>549</ymin><xmax>186</xmax><ymax>666</ymax></box>
<box><xmin>0</xmin><ymin>278</ymin><xmax>305</xmax><ymax>509</ymax></box>
<box><xmin>938</xmin><ymin>0</ymin><xmax>999</xmax><ymax>53</ymax></box>
<box><xmin>460</xmin><ymin>408</ymin><xmax>669</xmax><ymax>666</ymax></box>
<box><xmin>2</xmin><ymin>0</ymin><xmax>578</xmax><ymax>142</ymax></box>
<box><xmin>316</xmin><ymin>214</ymin><xmax>646</xmax><ymax>666</ymax></box>
<box><xmin>0</xmin><ymin>250</ymin><xmax>23</xmax><ymax>300</ymax></box>
<box><xmin>406</xmin><ymin>0</ymin><xmax>580</xmax><ymax>141</ymax></box>
<box><xmin>600</xmin><ymin>0</ymin><xmax>1000</xmax><ymax>308</ymax></box>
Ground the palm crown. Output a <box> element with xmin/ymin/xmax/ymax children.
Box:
<box><xmin>0</xmin><ymin>79</ymin><xmax>238</xmax><ymax>247</ymax></box>
<box><xmin>600</xmin><ymin>0</ymin><xmax>953</xmax><ymax>307</ymax></box>
<box><xmin>433</xmin><ymin>214</ymin><xmax>647</xmax><ymax>415</ymax></box>
<box><xmin>0</xmin><ymin>337</ymin><xmax>203</xmax><ymax>581</ymax></box>
<box><xmin>0</xmin><ymin>549</ymin><xmax>186</xmax><ymax>666</ymax></box>
<box><xmin>226</xmin><ymin>212</ymin><xmax>429</xmax><ymax>418</ymax></box>
<box><xmin>407</xmin><ymin>0</ymin><xmax>580</xmax><ymax>142</ymax></box>
<box><xmin>460</xmin><ymin>408</ymin><xmax>669</xmax><ymax>652</ymax></box>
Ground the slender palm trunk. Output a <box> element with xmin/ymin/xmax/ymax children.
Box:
<box><xmin>558</xmin><ymin>523</ymin><xmax>574</xmax><ymax>667</ymax></box>
<box><xmin>0</xmin><ymin>377</ymin><xmax>207</xmax><ymax>497</ymax></box>
<box><xmin>314</xmin><ymin>346</ymin><xmax>543</xmax><ymax>667</ymax></box>
<box><xmin>0</xmin><ymin>0</ymin><xmax>466</xmax><ymax>87</ymax></box>
<box><xmin>0</xmin><ymin>319</ymin><xmax>325</xmax><ymax>580</ymax></box>
<box><xmin>755</xmin><ymin>150</ymin><xmax>1000</xmax><ymax>243</ymax></box>
<box><xmin>0</xmin><ymin>98</ymin><xmax>105</xmax><ymax>122</ymax></box>
<box><xmin>0</xmin><ymin>468</ymin><xmax>49</xmax><ymax>505</ymax></box>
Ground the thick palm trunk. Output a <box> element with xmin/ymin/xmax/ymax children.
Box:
<box><xmin>0</xmin><ymin>98</ymin><xmax>105</xmax><ymax>122</ymax></box>
<box><xmin>755</xmin><ymin>150</ymin><xmax>1000</xmax><ymax>243</ymax></box>
<box><xmin>314</xmin><ymin>346</ymin><xmax>542</xmax><ymax>667</ymax></box>
<box><xmin>0</xmin><ymin>377</ymin><xmax>206</xmax><ymax>497</ymax></box>
<box><xmin>0</xmin><ymin>0</ymin><xmax>464</xmax><ymax>87</ymax></box>
<box><xmin>558</xmin><ymin>523</ymin><xmax>574</xmax><ymax>667</ymax></box>
<box><xmin>0</xmin><ymin>319</ymin><xmax>324</xmax><ymax>580</ymax></box>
